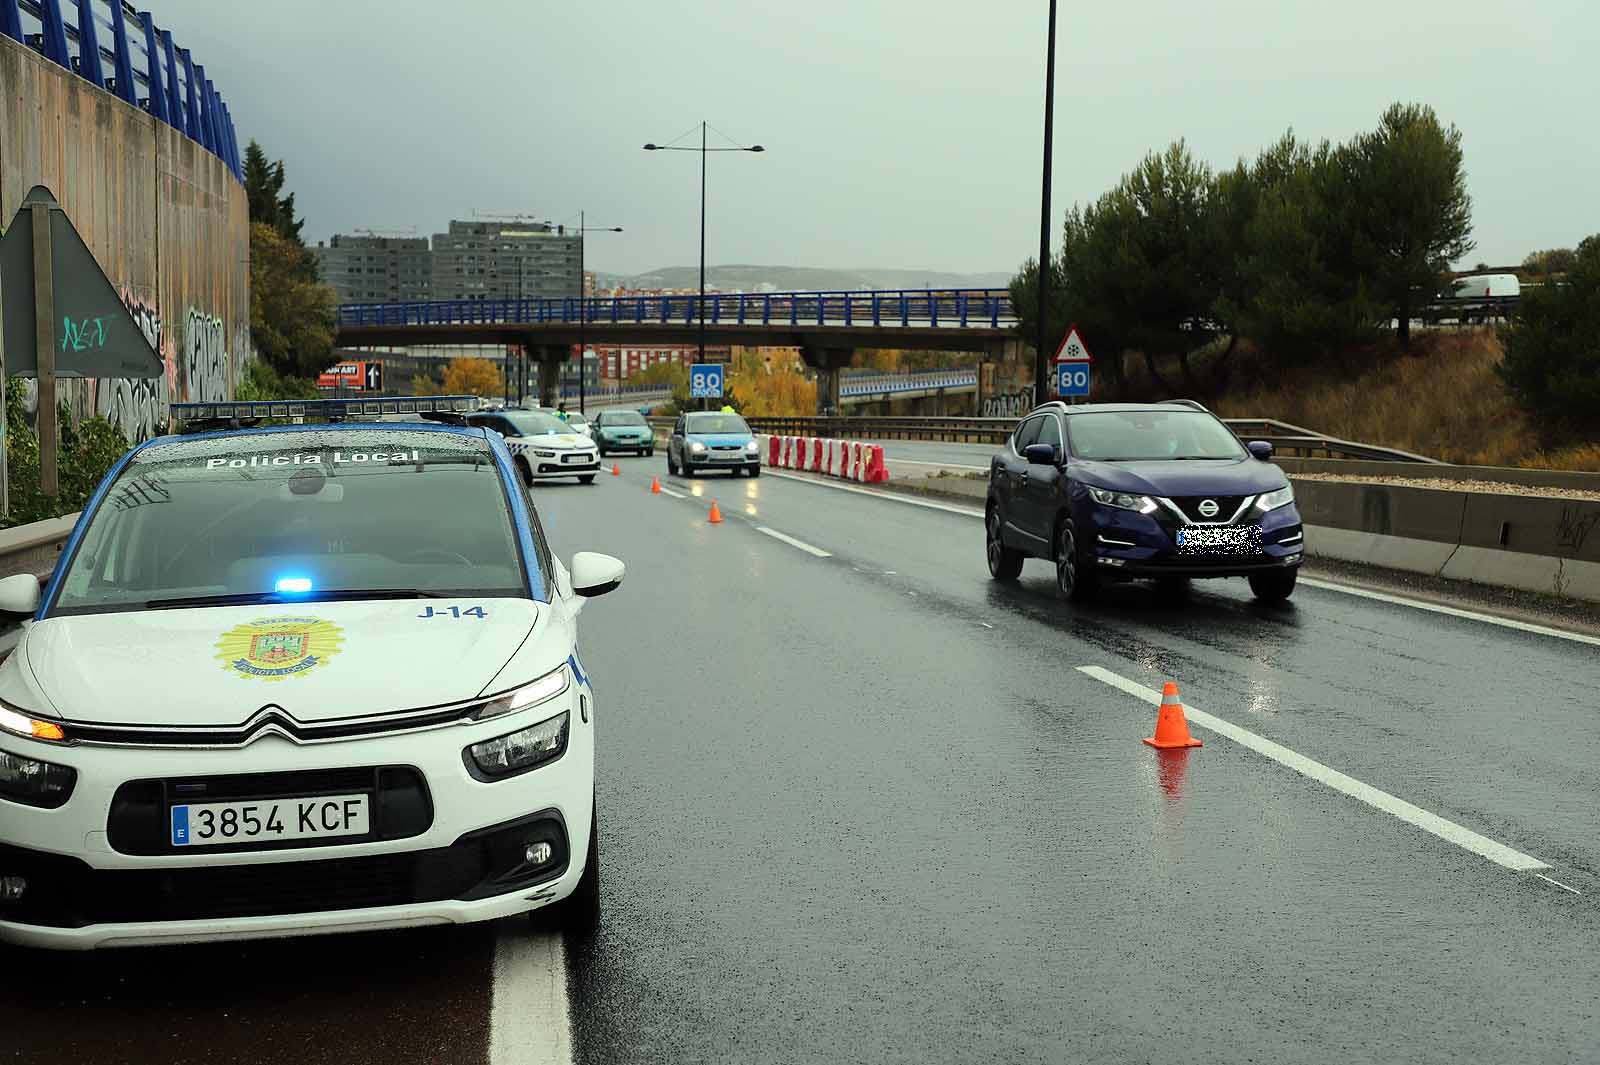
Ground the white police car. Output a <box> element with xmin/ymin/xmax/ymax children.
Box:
<box><xmin>0</xmin><ymin>398</ymin><xmax>622</xmax><ymax>949</ymax></box>
<box><xmin>467</xmin><ymin>409</ymin><xmax>601</xmax><ymax>485</ymax></box>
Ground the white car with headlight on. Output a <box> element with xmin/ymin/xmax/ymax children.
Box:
<box><xmin>0</xmin><ymin>412</ymin><xmax>623</xmax><ymax>950</ymax></box>
<box><xmin>468</xmin><ymin>410</ymin><xmax>601</xmax><ymax>485</ymax></box>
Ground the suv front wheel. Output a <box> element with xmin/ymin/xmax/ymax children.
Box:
<box><xmin>1248</xmin><ymin>569</ymin><xmax>1297</xmax><ymax>602</ymax></box>
<box><xmin>1055</xmin><ymin>520</ymin><xmax>1098</xmax><ymax>602</ymax></box>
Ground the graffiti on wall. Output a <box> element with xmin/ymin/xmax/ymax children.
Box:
<box><xmin>981</xmin><ymin>389</ymin><xmax>1033</xmax><ymax>419</ymax></box>
<box><xmin>184</xmin><ymin>308</ymin><xmax>229</xmax><ymax>403</ymax></box>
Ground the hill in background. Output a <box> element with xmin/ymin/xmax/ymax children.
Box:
<box><xmin>594</xmin><ymin>264</ymin><xmax>1010</xmax><ymax>292</ymax></box>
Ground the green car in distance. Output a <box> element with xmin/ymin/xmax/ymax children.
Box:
<box><xmin>594</xmin><ymin>409</ymin><xmax>656</xmax><ymax>457</ymax></box>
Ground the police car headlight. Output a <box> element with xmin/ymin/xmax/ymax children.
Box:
<box><xmin>0</xmin><ymin>748</ymin><xmax>76</xmax><ymax>809</ymax></box>
<box><xmin>0</xmin><ymin>705</ymin><xmax>67</xmax><ymax>743</ymax></box>
<box><xmin>1255</xmin><ymin>485</ymin><xmax>1295</xmax><ymax>512</ymax></box>
<box><xmin>689</xmin><ymin>441</ymin><xmax>707</xmax><ymax>453</ymax></box>
<box><xmin>1087</xmin><ymin>486</ymin><xmax>1158</xmax><ymax>514</ymax></box>
<box><xmin>534</xmin><ymin>450</ymin><xmax>557</xmax><ymax>458</ymax></box>
<box><xmin>467</xmin><ymin>711</ymin><xmax>569</xmax><ymax>779</ymax></box>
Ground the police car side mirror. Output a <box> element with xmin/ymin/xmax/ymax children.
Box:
<box><xmin>570</xmin><ymin>552</ymin><xmax>625</xmax><ymax>598</ymax></box>
<box><xmin>1247</xmin><ymin>440</ymin><xmax>1274</xmax><ymax>461</ymax></box>
<box><xmin>0</xmin><ymin>573</ymin><xmax>42</xmax><ymax>616</ymax></box>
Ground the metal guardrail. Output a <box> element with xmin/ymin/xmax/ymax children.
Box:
<box><xmin>338</xmin><ymin>289</ymin><xmax>1018</xmax><ymax>331</ymax></box>
<box><xmin>4</xmin><ymin>0</ymin><xmax>242</xmax><ymax>182</ymax></box>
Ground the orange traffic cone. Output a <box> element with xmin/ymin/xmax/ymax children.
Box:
<box><xmin>611</xmin><ymin>463</ymin><xmax>621</xmax><ymax>476</ymax></box>
<box><xmin>650</xmin><ymin>476</ymin><xmax>662</xmax><ymax>494</ymax></box>
<box><xmin>1143</xmin><ymin>682</ymin><xmax>1203</xmax><ymax>749</ymax></box>
<box><xmin>708</xmin><ymin>500</ymin><xmax>723</xmax><ymax>524</ymax></box>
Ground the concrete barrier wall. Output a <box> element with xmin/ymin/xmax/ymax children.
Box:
<box><xmin>1277</xmin><ymin>456</ymin><xmax>1600</xmax><ymax>494</ymax></box>
<box><xmin>0</xmin><ymin>35</ymin><xmax>249</xmax><ymax>441</ymax></box>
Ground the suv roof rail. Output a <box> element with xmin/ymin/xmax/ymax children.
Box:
<box><xmin>1160</xmin><ymin>398</ymin><xmax>1208</xmax><ymax>411</ymax></box>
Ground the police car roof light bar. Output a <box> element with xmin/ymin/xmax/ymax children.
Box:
<box><xmin>170</xmin><ymin>395</ymin><xmax>485</xmax><ymax>433</ymax></box>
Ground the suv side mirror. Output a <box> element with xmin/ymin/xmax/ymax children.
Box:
<box><xmin>1246</xmin><ymin>440</ymin><xmax>1274</xmax><ymax>461</ymax></box>
<box><xmin>1023</xmin><ymin>443</ymin><xmax>1060</xmax><ymax>466</ymax></box>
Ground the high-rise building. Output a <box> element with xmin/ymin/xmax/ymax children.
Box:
<box><xmin>313</xmin><ymin>235</ymin><xmax>432</xmax><ymax>304</ymax></box>
<box><xmin>430</xmin><ymin>220</ymin><xmax>580</xmax><ymax>301</ymax></box>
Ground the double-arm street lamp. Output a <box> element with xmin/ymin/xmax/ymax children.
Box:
<box><xmin>572</xmin><ymin>211</ymin><xmax>623</xmax><ymax>414</ymax></box>
<box><xmin>643</xmin><ymin>123</ymin><xmax>764</xmax><ymax>402</ymax></box>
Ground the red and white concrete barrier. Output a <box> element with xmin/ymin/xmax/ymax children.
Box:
<box><xmin>756</xmin><ymin>434</ymin><xmax>888</xmax><ymax>483</ymax></box>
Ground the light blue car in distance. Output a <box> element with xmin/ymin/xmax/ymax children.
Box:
<box><xmin>593</xmin><ymin>410</ymin><xmax>655</xmax><ymax>457</ymax></box>
<box><xmin>667</xmin><ymin>411</ymin><xmax>761</xmax><ymax>478</ymax></box>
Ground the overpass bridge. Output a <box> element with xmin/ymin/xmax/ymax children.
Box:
<box><xmin>336</xmin><ymin>288</ymin><xmax>1019</xmax><ymax>412</ymax></box>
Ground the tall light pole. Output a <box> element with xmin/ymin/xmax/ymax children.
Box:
<box><xmin>644</xmin><ymin>123</ymin><xmax>764</xmax><ymax>409</ymax></box>
<box><xmin>574</xmin><ymin>211</ymin><xmax>622</xmax><ymax>415</ymax></box>
<box><xmin>1036</xmin><ymin>0</ymin><xmax>1058</xmax><ymax>408</ymax></box>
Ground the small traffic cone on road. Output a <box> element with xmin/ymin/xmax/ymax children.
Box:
<box><xmin>708</xmin><ymin>500</ymin><xmax>723</xmax><ymax>524</ymax></box>
<box><xmin>1143</xmin><ymin>682</ymin><xmax>1203</xmax><ymax>749</ymax></box>
<box><xmin>611</xmin><ymin>463</ymin><xmax>621</xmax><ymax>476</ymax></box>
<box><xmin>650</xmin><ymin>476</ymin><xmax>662</xmax><ymax>494</ymax></box>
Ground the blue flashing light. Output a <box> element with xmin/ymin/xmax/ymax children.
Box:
<box><xmin>274</xmin><ymin>576</ymin><xmax>313</xmax><ymax>594</ymax></box>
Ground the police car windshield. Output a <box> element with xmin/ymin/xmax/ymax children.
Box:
<box><xmin>601</xmin><ymin>412</ymin><xmax>646</xmax><ymax>426</ymax></box>
<box><xmin>1066</xmin><ymin>411</ymin><xmax>1246</xmax><ymax>461</ymax></box>
<box><xmin>686</xmin><ymin>414</ymin><xmax>750</xmax><ymax>435</ymax></box>
<box><xmin>501</xmin><ymin>411</ymin><xmax>572</xmax><ymax>436</ymax></box>
<box><xmin>50</xmin><ymin>430</ymin><xmax>545</xmax><ymax>615</ymax></box>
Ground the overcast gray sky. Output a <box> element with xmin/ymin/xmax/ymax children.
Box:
<box><xmin>160</xmin><ymin>0</ymin><xmax>1595</xmax><ymax>278</ymax></box>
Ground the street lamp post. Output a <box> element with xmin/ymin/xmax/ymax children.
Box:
<box><xmin>573</xmin><ymin>211</ymin><xmax>623</xmax><ymax>415</ymax></box>
<box><xmin>643</xmin><ymin>123</ymin><xmax>764</xmax><ymax>409</ymax></box>
<box><xmin>1036</xmin><ymin>0</ymin><xmax>1058</xmax><ymax>408</ymax></box>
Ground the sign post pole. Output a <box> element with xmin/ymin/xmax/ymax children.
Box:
<box><xmin>0</xmin><ymin>229</ymin><xmax>8</xmax><ymax>517</ymax></box>
<box><xmin>31</xmin><ymin>202</ymin><xmax>57</xmax><ymax>497</ymax></box>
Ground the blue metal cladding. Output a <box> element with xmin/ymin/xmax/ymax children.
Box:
<box><xmin>192</xmin><ymin>63</ymin><xmax>213</xmax><ymax>150</ymax></box>
<box><xmin>137</xmin><ymin>12</ymin><xmax>166</xmax><ymax>121</ymax></box>
<box><xmin>1</xmin><ymin>1</ymin><xmax>22</xmax><ymax>44</ymax></box>
<box><xmin>109</xmin><ymin>1</ymin><xmax>136</xmax><ymax>104</ymax></box>
<box><xmin>71</xmin><ymin>0</ymin><xmax>102</xmax><ymax>86</ymax></box>
<box><xmin>179</xmin><ymin>47</ymin><xmax>200</xmax><ymax>143</ymax></box>
<box><xmin>38</xmin><ymin>0</ymin><xmax>70</xmax><ymax>67</ymax></box>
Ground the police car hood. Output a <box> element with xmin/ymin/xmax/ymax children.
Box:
<box><xmin>509</xmin><ymin>433</ymin><xmax>589</xmax><ymax>449</ymax></box>
<box><xmin>19</xmin><ymin>599</ymin><xmax>541</xmax><ymax>726</ymax></box>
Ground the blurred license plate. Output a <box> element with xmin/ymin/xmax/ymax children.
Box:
<box><xmin>1177</xmin><ymin>526</ymin><xmax>1263</xmax><ymax>555</ymax></box>
<box><xmin>170</xmin><ymin>794</ymin><xmax>369</xmax><ymax>847</ymax></box>
<box><xmin>561</xmin><ymin>453</ymin><xmax>588</xmax><ymax>463</ymax></box>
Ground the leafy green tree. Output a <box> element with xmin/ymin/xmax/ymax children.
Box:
<box><xmin>2</xmin><ymin>379</ymin><xmax>129</xmax><ymax>527</ymax></box>
<box><xmin>250</xmin><ymin>222</ymin><xmax>338</xmax><ymax>378</ymax></box>
<box><xmin>235</xmin><ymin>359</ymin><xmax>322</xmax><ymax>402</ymax></box>
<box><xmin>1522</xmin><ymin>248</ymin><xmax>1577</xmax><ymax>277</ymax></box>
<box><xmin>243</xmin><ymin>141</ymin><xmax>306</xmax><ymax>246</ymax></box>
<box><xmin>1339</xmin><ymin>103</ymin><xmax>1474</xmax><ymax>349</ymax></box>
<box><xmin>1498</xmin><ymin>234</ymin><xmax>1600</xmax><ymax>431</ymax></box>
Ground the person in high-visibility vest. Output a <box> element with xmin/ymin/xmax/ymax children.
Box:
<box><xmin>720</xmin><ymin>404</ymin><xmax>735</xmax><ymax>414</ymax></box>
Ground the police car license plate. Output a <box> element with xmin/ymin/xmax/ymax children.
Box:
<box><xmin>1176</xmin><ymin>526</ymin><xmax>1263</xmax><ymax>555</ymax></box>
<box><xmin>170</xmin><ymin>794</ymin><xmax>370</xmax><ymax>847</ymax></box>
<box><xmin>561</xmin><ymin>453</ymin><xmax>587</xmax><ymax>464</ymax></box>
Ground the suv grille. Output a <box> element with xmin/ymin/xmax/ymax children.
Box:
<box><xmin>1168</xmin><ymin>495</ymin><xmax>1249</xmax><ymax>523</ymax></box>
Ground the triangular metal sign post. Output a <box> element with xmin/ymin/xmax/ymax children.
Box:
<box><xmin>0</xmin><ymin>185</ymin><xmax>163</xmax><ymax>511</ymax></box>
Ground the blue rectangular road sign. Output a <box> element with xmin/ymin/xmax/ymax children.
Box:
<box><xmin>1056</xmin><ymin>360</ymin><xmax>1091</xmax><ymax>398</ymax></box>
<box><xmin>690</xmin><ymin>363</ymin><xmax>724</xmax><ymax>399</ymax></box>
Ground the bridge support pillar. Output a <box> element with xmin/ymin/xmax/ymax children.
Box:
<box><xmin>536</xmin><ymin>346</ymin><xmax>565</xmax><ymax>408</ymax></box>
<box><xmin>801</xmin><ymin>346</ymin><xmax>854</xmax><ymax>416</ymax></box>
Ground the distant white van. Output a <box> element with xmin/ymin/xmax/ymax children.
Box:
<box><xmin>1450</xmin><ymin>274</ymin><xmax>1521</xmax><ymax>299</ymax></box>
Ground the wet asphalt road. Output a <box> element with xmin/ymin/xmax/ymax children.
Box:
<box><xmin>7</xmin><ymin>452</ymin><xmax>1600</xmax><ymax>1064</ymax></box>
<box><xmin>872</xmin><ymin>439</ymin><xmax>996</xmax><ymax>469</ymax></box>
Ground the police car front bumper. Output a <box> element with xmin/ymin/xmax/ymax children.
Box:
<box><xmin>0</xmin><ymin>689</ymin><xmax>594</xmax><ymax>950</ymax></box>
<box><xmin>531</xmin><ymin>454</ymin><xmax>600</xmax><ymax>476</ymax></box>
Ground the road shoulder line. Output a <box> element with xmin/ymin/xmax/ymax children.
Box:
<box><xmin>490</xmin><ymin>927</ymin><xmax>574</xmax><ymax>1065</ymax></box>
<box><xmin>755</xmin><ymin>526</ymin><xmax>832</xmax><ymax>557</ymax></box>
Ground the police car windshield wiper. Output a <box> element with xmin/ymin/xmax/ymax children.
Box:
<box><xmin>143</xmin><ymin>588</ymin><xmax>454</xmax><ymax>610</ymax></box>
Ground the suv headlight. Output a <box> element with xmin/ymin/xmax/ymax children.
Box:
<box><xmin>467</xmin><ymin>711</ymin><xmax>569</xmax><ymax>779</ymax></box>
<box><xmin>1255</xmin><ymin>484</ymin><xmax>1295</xmax><ymax>512</ymax></box>
<box><xmin>0</xmin><ymin>748</ymin><xmax>76</xmax><ymax>809</ymax></box>
<box><xmin>1087</xmin><ymin>486</ymin><xmax>1158</xmax><ymax>514</ymax></box>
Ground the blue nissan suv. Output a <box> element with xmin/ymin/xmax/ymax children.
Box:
<box><xmin>985</xmin><ymin>401</ymin><xmax>1304</xmax><ymax>601</ymax></box>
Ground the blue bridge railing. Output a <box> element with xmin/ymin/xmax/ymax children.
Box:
<box><xmin>2</xmin><ymin>0</ymin><xmax>241</xmax><ymax>182</ymax></box>
<box><xmin>337</xmin><ymin>289</ymin><xmax>1018</xmax><ymax>331</ymax></box>
<box><xmin>839</xmin><ymin>370</ymin><xmax>979</xmax><ymax>398</ymax></box>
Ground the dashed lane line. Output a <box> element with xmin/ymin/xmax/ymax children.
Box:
<box><xmin>755</xmin><ymin>526</ymin><xmax>833</xmax><ymax>557</ymax></box>
<box><xmin>1077</xmin><ymin>665</ymin><xmax>1550</xmax><ymax>873</ymax></box>
<box><xmin>489</xmin><ymin>928</ymin><xmax>574</xmax><ymax>1065</ymax></box>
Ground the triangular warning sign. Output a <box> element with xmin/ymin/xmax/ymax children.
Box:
<box><xmin>0</xmin><ymin>185</ymin><xmax>164</xmax><ymax>378</ymax></box>
<box><xmin>1053</xmin><ymin>325</ymin><xmax>1093</xmax><ymax>363</ymax></box>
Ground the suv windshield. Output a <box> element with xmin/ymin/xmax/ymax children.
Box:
<box><xmin>685</xmin><ymin>414</ymin><xmax>750</xmax><ymax>435</ymax></box>
<box><xmin>50</xmin><ymin>430</ymin><xmax>542</xmax><ymax>615</ymax></box>
<box><xmin>1066</xmin><ymin>410</ymin><xmax>1246</xmax><ymax>461</ymax></box>
<box><xmin>501</xmin><ymin>411</ymin><xmax>574</xmax><ymax>436</ymax></box>
<box><xmin>601</xmin><ymin>412</ymin><xmax>647</xmax><ymax>426</ymax></box>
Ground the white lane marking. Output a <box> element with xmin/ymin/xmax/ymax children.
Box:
<box><xmin>764</xmin><ymin>469</ymin><xmax>985</xmax><ymax>518</ymax></box>
<box><xmin>1298</xmin><ymin>576</ymin><xmax>1600</xmax><ymax>648</ymax></box>
<box><xmin>886</xmin><ymin>458</ymin><xmax>990</xmax><ymax>472</ymax></box>
<box><xmin>1535</xmin><ymin>873</ymin><xmax>1583</xmax><ymax>896</ymax></box>
<box><xmin>1076</xmin><ymin>665</ymin><xmax>1549</xmax><ymax>873</ymax></box>
<box><xmin>767</xmin><ymin>471</ymin><xmax>1600</xmax><ymax>647</ymax></box>
<box><xmin>756</xmin><ymin>526</ymin><xmax>832</xmax><ymax>557</ymax></box>
<box><xmin>657</xmin><ymin>486</ymin><xmax>686</xmax><ymax>499</ymax></box>
<box><xmin>490</xmin><ymin>927</ymin><xmax>574</xmax><ymax>1065</ymax></box>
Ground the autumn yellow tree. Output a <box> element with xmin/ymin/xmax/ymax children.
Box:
<box><xmin>441</xmin><ymin>357</ymin><xmax>505</xmax><ymax>397</ymax></box>
<box><xmin>727</xmin><ymin>352</ymin><xmax>815</xmax><ymax>416</ymax></box>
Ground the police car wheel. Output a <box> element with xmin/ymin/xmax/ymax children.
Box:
<box><xmin>535</xmin><ymin>810</ymin><xmax>600</xmax><ymax>934</ymax></box>
<box><xmin>579</xmin><ymin>475</ymin><xmax>596</xmax><ymax>485</ymax></box>
<box><xmin>516</xmin><ymin>457</ymin><xmax>534</xmax><ymax>487</ymax></box>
